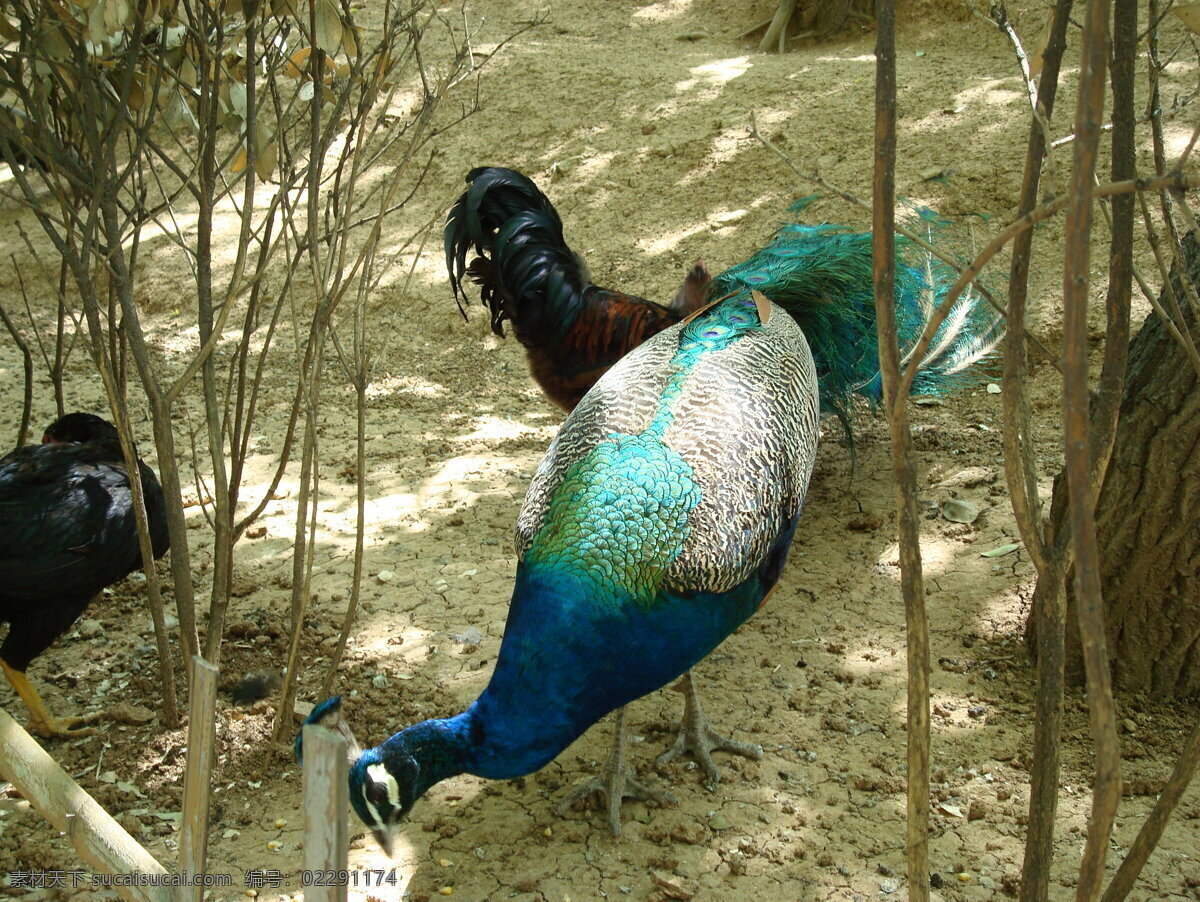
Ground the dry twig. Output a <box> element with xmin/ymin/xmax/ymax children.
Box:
<box><xmin>872</xmin><ymin>3</ymin><xmax>929</xmax><ymax>897</ymax></box>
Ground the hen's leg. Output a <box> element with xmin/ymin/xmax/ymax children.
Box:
<box><xmin>657</xmin><ymin>670</ymin><xmax>762</xmax><ymax>782</ymax></box>
<box><xmin>2</xmin><ymin>661</ymin><xmax>97</xmax><ymax>739</ymax></box>
<box><xmin>669</xmin><ymin>260</ymin><xmax>712</xmax><ymax>316</ymax></box>
<box><xmin>557</xmin><ymin>705</ymin><xmax>675</xmax><ymax>835</ymax></box>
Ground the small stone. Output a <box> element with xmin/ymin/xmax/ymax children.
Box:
<box><xmin>110</xmin><ymin>702</ymin><xmax>156</xmax><ymax>725</ymax></box>
<box><xmin>651</xmin><ymin>872</ymin><xmax>696</xmax><ymax>900</ymax></box>
<box><xmin>708</xmin><ymin>814</ymin><xmax>733</xmax><ymax>831</ymax></box>
<box><xmin>880</xmin><ymin>877</ymin><xmax>899</xmax><ymax>894</ymax></box>
<box><xmin>941</xmin><ymin>499</ymin><xmax>980</xmax><ymax>524</ymax></box>
<box><xmin>377</xmin><ymin>570</ymin><xmax>394</xmax><ymax>583</ymax></box>
<box><xmin>1121</xmin><ymin>718</ymin><xmax>1137</xmax><ymax>734</ymax></box>
<box><xmin>77</xmin><ymin>619</ymin><xmax>103</xmax><ymax>639</ymax></box>
<box><xmin>438</xmin><ymin>887</ymin><xmax>454</xmax><ymax>896</ymax></box>
<box><xmin>372</xmin><ymin>673</ymin><xmax>389</xmax><ymax>689</ymax></box>
<box><xmin>957</xmin><ymin>872</ymin><xmax>971</xmax><ymax>883</ymax></box>
<box><xmin>986</xmin><ymin>383</ymin><xmax>1001</xmax><ymax>394</ymax></box>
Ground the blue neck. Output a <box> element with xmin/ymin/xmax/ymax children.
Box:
<box><xmin>461</xmin><ymin>561</ymin><xmax>766</xmax><ymax>780</ymax></box>
<box><xmin>374</xmin><ymin>715</ymin><xmax>473</xmax><ymax>797</ymax></box>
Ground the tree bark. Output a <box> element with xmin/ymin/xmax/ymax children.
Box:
<box><xmin>1061</xmin><ymin>236</ymin><xmax>1200</xmax><ymax>695</ymax></box>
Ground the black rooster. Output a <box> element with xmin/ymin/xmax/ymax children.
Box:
<box><xmin>446</xmin><ymin>167</ymin><xmax>713</xmax><ymax>411</ymax></box>
<box><xmin>0</xmin><ymin>413</ymin><xmax>169</xmax><ymax>738</ymax></box>
<box><xmin>446</xmin><ymin>166</ymin><xmax>1001</xmax><ymax>422</ymax></box>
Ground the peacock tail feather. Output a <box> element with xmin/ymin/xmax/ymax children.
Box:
<box><xmin>709</xmin><ymin>202</ymin><xmax>1002</xmax><ymax>427</ymax></box>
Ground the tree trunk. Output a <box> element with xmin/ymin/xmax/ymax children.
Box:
<box><xmin>1060</xmin><ymin>236</ymin><xmax>1200</xmax><ymax>695</ymax></box>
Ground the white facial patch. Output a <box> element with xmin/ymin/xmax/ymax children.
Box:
<box><xmin>363</xmin><ymin>763</ymin><xmax>402</xmax><ymax>827</ymax></box>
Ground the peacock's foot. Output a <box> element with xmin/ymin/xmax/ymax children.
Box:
<box><xmin>556</xmin><ymin>706</ymin><xmax>676</xmax><ymax>835</ymax></box>
<box><xmin>656</xmin><ymin>671</ymin><xmax>762</xmax><ymax>783</ymax></box>
<box><xmin>557</xmin><ymin>767</ymin><xmax>676</xmax><ymax>836</ymax></box>
<box><xmin>656</xmin><ymin>719</ymin><xmax>763</xmax><ymax>783</ymax></box>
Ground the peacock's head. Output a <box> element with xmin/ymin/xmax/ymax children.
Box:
<box><xmin>347</xmin><ymin>747</ymin><xmax>422</xmax><ymax>857</ymax></box>
<box><xmin>296</xmin><ymin>696</ymin><xmax>423</xmax><ymax>857</ymax></box>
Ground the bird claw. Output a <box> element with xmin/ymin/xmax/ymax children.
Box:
<box><xmin>657</xmin><ymin>672</ymin><xmax>762</xmax><ymax>783</ymax></box>
<box><xmin>30</xmin><ymin>713</ymin><xmax>100</xmax><ymax>740</ymax></box>
<box><xmin>556</xmin><ymin>707</ymin><xmax>676</xmax><ymax>835</ymax></box>
<box><xmin>556</xmin><ymin>770</ymin><xmax>676</xmax><ymax>836</ymax></box>
<box><xmin>656</xmin><ymin>724</ymin><xmax>763</xmax><ymax>784</ymax></box>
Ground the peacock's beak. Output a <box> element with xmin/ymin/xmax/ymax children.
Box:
<box><xmin>372</xmin><ymin>825</ymin><xmax>395</xmax><ymax>858</ymax></box>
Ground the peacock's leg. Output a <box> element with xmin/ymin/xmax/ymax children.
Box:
<box><xmin>557</xmin><ymin>705</ymin><xmax>676</xmax><ymax>835</ymax></box>
<box><xmin>1</xmin><ymin>661</ymin><xmax>98</xmax><ymax>739</ymax></box>
<box><xmin>657</xmin><ymin>670</ymin><xmax>762</xmax><ymax>782</ymax></box>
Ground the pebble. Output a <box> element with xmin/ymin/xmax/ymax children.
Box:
<box><xmin>941</xmin><ymin>499</ymin><xmax>980</xmax><ymax>524</ymax></box>
<box><xmin>377</xmin><ymin>570</ymin><xmax>394</xmax><ymax>583</ymax></box>
<box><xmin>77</xmin><ymin>619</ymin><xmax>103</xmax><ymax>639</ymax></box>
<box><xmin>708</xmin><ymin>814</ymin><xmax>733</xmax><ymax>831</ymax></box>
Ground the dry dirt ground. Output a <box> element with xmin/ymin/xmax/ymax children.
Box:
<box><xmin>2</xmin><ymin>1</ymin><xmax>1200</xmax><ymax>900</ymax></box>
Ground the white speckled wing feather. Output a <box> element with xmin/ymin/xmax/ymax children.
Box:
<box><xmin>516</xmin><ymin>300</ymin><xmax>820</xmax><ymax>595</ymax></box>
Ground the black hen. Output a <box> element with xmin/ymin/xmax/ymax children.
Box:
<box><xmin>0</xmin><ymin>413</ymin><xmax>169</xmax><ymax>738</ymax></box>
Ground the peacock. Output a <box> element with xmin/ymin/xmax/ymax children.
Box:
<box><xmin>300</xmin><ymin>242</ymin><xmax>1001</xmax><ymax>845</ymax></box>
